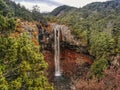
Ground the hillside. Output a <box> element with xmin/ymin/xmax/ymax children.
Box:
<box><xmin>4</xmin><ymin>0</ymin><xmax>47</xmax><ymax>25</ymax></box>
<box><xmin>50</xmin><ymin>5</ymin><xmax>77</xmax><ymax>16</ymax></box>
<box><xmin>56</xmin><ymin>0</ymin><xmax>120</xmax><ymax>49</ymax></box>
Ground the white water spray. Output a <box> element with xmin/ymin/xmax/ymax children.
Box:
<box><xmin>54</xmin><ymin>25</ymin><xmax>61</xmax><ymax>76</ymax></box>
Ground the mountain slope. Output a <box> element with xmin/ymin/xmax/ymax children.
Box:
<box><xmin>83</xmin><ymin>0</ymin><xmax>120</xmax><ymax>13</ymax></box>
<box><xmin>5</xmin><ymin>0</ymin><xmax>47</xmax><ymax>25</ymax></box>
<box><xmin>50</xmin><ymin>5</ymin><xmax>77</xmax><ymax>16</ymax></box>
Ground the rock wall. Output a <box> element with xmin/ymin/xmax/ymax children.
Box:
<box><xmin>43</xmin><ymin>49</ymin><xmax>93</xmax><ymax>81</ymax></box>
<box><xmin>14</xmin><ymin>20</ymin><xmax>94</xmax><ymax>89</ymax></box>
<box><xmin>38</xmin><ymin>23</ymin><xmax>88</xmax><ymax>53</ymax></box>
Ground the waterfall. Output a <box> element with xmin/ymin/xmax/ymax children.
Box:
<box><xmin>54</xmin><ymin>25</ymin><xmax>61</xmax><ymax>76</ymax></box>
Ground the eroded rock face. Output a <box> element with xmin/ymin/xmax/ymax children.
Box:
<box><xmin>43</xmin><ymin>49</ymin><xmax>93</xmax><ymax>81</ymax></box>
<box><xmin>51</xmin><ymin>23</ymin><xmax>82</xmax><ymax>46</ymax></box>
<box><xmin>38</xmin><ymin>23</ymin><xmax>88</xmax><ymax>53</ymax></box>
<box><xmin>40</xmin><ymin>23</ymin><xmax>93</xmax><ymax>89</ymax></box>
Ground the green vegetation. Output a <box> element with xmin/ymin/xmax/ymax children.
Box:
<box><xmin>0</xmin><ymin>15</ymin><xmax>16</xmax><ymax>34</ymax></box>
<box><xmin>5</xmin><ymin>0</ymin><xmax>47</xmax><ymax>24</ymax></box>
<box><xmin>32</xmin><ymin>5</ymin><xmax>47</xmax><ymax>25</ymax></box>
<box><xmin>0</xmin><ymin>34</ymin><xmax>53</xmax><ymax>90</ymax></box>
<box><xmin>90</xmin><ymin>57</ymin><xmax>108</xmax><ymax>78</ymax></box>
<box><xmin>0</xmin><ymin>0</ymin><xmax>16</xmax><ymax>34</ymax></box>
<box><xmin>0</xmin><ymin>0</ymin><xmax>53</xmax><ymax>89</ymax></box>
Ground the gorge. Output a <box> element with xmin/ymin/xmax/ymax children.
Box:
<box><xmin>0</xmin><ymin>0</ymin><xmax>120</xmax><ymax>90</ymax></box>
<box><xmin>39</xmin><ymin>23</ymin><xmax>93</xmax><ymax>89</ymax></box>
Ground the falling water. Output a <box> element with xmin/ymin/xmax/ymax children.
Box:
<box><xmin>54</xmin><ymin>25</ymin><xmax>61</xmax><ymax>76</ymax></box>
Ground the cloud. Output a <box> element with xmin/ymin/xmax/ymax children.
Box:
<box><xmin>17</xmin><ymin>1</ymin><xmax>58</xmax><ymax>12</ymax></box>
<box><xmin>13</xmin><ymin>0</ymin><xmax>108</xmax><ymax>12</ymax></box>
<box><xmin>14</xmin><ymin>0</ymin><xmax>62</xmax><ymax>6</ymax></box>
<box><xmin>53</xmin><ymin>0</ymin><xmax>108</xmax><ymax>8</ymax></box>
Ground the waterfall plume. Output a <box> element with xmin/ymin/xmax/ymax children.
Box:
<box><xmin>54</xmin><ymin>25</ymin><xmax>61</xmax><ymax>76</ymax></box>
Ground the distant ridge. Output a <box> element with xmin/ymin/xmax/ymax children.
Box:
<box><xmin>50</xmin><ymin>5</ymin><xmax>77</xmax><ymax>16</ymax></box>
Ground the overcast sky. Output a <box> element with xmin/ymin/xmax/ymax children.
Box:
<box><xmin>13</xmin><ymin>0</ymin><xmax>108</xmax><ymax>12</ymax></box>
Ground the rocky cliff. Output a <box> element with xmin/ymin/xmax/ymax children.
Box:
<box><xmin>14</xmin><ymin>20</ymin><xmax>94</xmax><ymax>89</ymax></box>
<box><xmin>38</xmin><ymin>23</ymin><xmax>88</xmax><ymax>53</ymax></box>
<box><xmin>38</xmin><ymin>23</ymin><xmax>93</xmax><ymax>89</ymax></box>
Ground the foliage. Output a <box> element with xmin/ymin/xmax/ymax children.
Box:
<box><xmin>0</xmin><ymin>70</ymin><xmax>8</xmax><ymax>90</ymax></box>
<box><xmin>4</xmin><ymin>0</ymin><xmax>48</xmax><ymax>25</ymax></box>
<box><xmin>0</xmin><ymin>0</ymin><xmax>53</xmax><ymax>89</ymax></box>
<box><xmin>0</xmin><ymin>0</ymin><xmax>7</xmax><ymax>12</ymax></box>
<box><xmin>32</xmin><ymin>5</ymin><xmax>47</xmax><ymax>25</ymax></box>
<box><xmin>89</xmin><ymin>32</ymin><xmax>116</xmax><ymax>59</ymax></box>
<box><xmin>0</xmin><ymin>0</ymin><xmax>16</xmax><ymax>34</ymax></box>
<box><xmin>75</xmin><ymin>65</ymin><xmax>120</xmax><ymax>90</ymax></box>
<box><xmin>0</xmin><ymin>34</ymin><xmax>53</xmax><ymax>90</ymax></box>
<box><xmin>90</xmin><ymin>57</ymin><xmax>108</xmax><ymax>78</ymax></box>
<box><xmin>5</xmin><ymin>0</ymin><xmax>33</xmax><ymax>21</ymax></box>
<box><xmin>0</xmin><ymin>13</ymin><xmax>16</xmax><ymax>34</ymax></box>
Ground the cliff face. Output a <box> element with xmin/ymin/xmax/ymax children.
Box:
<box><xmin>43</xmin><ymin>49</ymin><xmax>93</xmax><ymax>81</ymax></box>
<box><xmin>14</xmin><ymin>20</ymin><xmax>87</xmax><ymax>53</ymax></box>
<box><xmin>38</xmin><ymin>23</ymin><xmax>93</xmax><ymax>83</ymax></box>
<box><xmin>14</xmin><ymin>20</ymin><xmax>94</xmax><ymax>88</ymax></box>
<box><xmin>38</xmin><ymin>23</ymin><xmax>88</xmax><ymax>53</ymax></box>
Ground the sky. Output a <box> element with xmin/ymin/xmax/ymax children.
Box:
<box><xmin>12</xmin><ymin>0</ymin><xmax>108</xmax><ymax>12</ymax></box>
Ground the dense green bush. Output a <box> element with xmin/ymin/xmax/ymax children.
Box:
<box><xmin>4</xmin><ymin>0</ymin><xmax>47</xmax><ymax>24</ymax></box>
<box><xmin>0</xmin><ymin>14</ymin><xmax>16</xmax><ymax>34</ymax></box>
<box><xmin>0</xmin><ymin>34</ymin><xmax>53</xmax><ymax>90</ymax></box>
<box><xmin>0</xmin><ymin>0</ymin><xmax>16</xmax><ymax>34</ymax></box>
<box><xmin>89</xmin><ymin>32</ymin><xmax>116</xmax><ymax>59</ymax></box>
<box><xmin>0</xmin><ymin>0</ymin><xmax>7</xmax><ymax>11</ymax></box>
<box><xmin>90</xmin><ymin>57</ymin><xmax>108</xmax><ymax>78</ymax></box>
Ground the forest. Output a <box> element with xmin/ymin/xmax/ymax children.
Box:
<box><xmin>0</xmin><ymin>0</ymin><xmax>120</xmax><ymax>90</ymax></box>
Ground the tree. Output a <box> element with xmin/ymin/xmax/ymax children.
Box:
<box><xmin>89</xmin><ymin>32</ymin><xmax>115</xmax><ymax>59</ymax></box>
<box><xmin>0</xmin><ymin>0</ymin><xmax>7</xmax><ymax>12</ymax></box>
<box><xmin>0</xmin><ymin>0</ymin><xmax>16</xmax><ymax>34</ymax></box>
<box><xmin>112</xmin><ymin>22</ymin><xmax>120</xmax><ymax>53</ymax></box>
<box><xmin>0</xmin><ymin>70</ymin><xmax>8</xmax><ymax>90</ymax></box>
<box><xmin>90</xmin><ymin>57</ymin><xmax>108</xmax><ymax>78</ymax></box>
<box><xmin>0</xmin><ymin>14</ymin><xmax>16</xmax><ymax>34</ymax></box>
<box><xmin>0</xmin><ymin>34</ymin><xmax>53</xmax><ymax>90</ymax></box>
<box><xmin>32</xmin><ymin>5</ymin><xmax>47</xmax><ymax>25</ymax></box>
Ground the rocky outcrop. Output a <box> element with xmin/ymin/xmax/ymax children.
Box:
<box><xmin>110</xmin><ymin>54</ymin><xmax>120</xmax><ymax>68</ymax></box>
<box><xmin>11</xmin><ymin>19</ymin><xmax>39</xmax><ymax>45</ymax></box>
<box><xmin>15</xmin><ymin>20</ymin><xmax>84</xmax><ymax>52</ymax></box>
<box><xmin>60</xmin><ymin>25</ymin><xmax>81</xmax><ymax>46</ymax></box>
<box><xmin>38</xmin><ymin>23</ymin><xmax>88</xmax><ymax>53</ymax></box>
<box><xmin>50</xmin><ymin>23</ymin><xmax>82</xmax><ymax>46</ymax></box>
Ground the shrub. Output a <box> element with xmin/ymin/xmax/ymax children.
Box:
<box><xmin>90</xmin><ymin>57</ymin><xmax>108</xmax><ymax>78</ymax></box>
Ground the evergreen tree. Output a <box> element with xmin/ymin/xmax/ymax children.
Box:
<box><xmin>0</xmin><ymin>34</ymin><xmax>53</xmax><ymax>90</ymax></box>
